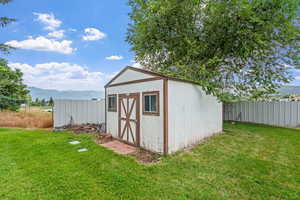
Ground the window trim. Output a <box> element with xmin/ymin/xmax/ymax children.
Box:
<box><xmin>107</xmin><ymin>94</ymin><xmax>117</xmax><ymax>112</ymax></box>
<box><xmin>142</xmin><ymin>91</ymin><xmax>160</xmax><ymax>116</ymax></box>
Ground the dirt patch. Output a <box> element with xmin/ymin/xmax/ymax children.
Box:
<box><xmin>59</xmin><ymin>124</ymin><xmax>115</xmax><ymax>144</ymax></box>
<box><xmin>95</xmin><ymin>133</ymin><xmax>114</xmax><ymax>144</ymax></box>
<box><xmin>58</xmin><ymin>124</ymin><xmax>104</xmax><ymax>134</ymax></box>
<box><xmin>129</xmin><ymin>149</ymin><xmax>161</xmax><ymax>165</ymax></box>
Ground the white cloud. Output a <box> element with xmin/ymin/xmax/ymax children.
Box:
<box><xmin>5</xmin><ymin>36</ymin><xmax>75</xmax><ymax>54</ymax></box>
<box><xmin>48</xmin><ymin>30</ymin><xmax>65</xmax><ymax>39</ymax></box>
<box><xmin>130</xmin><ymin>60</ymin><xmax>143</xmax><ymax>68</ymax></box>
<box><xmin>33</xmin><ymin>13</ymin><xmax>67</xmax><ymax>39</ymax></box>
<box><xmin>9</xmin><ymin>62</ymin><xmax>112</xmax><ymax>90</ymax></box>
<box><xmin>295</xmin><ymin>76</ymin><xmax>300</xmax><ymax>80</ymax></box>
<box><xmin>83</xmin><ymin>28</ymin><xmax>106</xmax><ymax>41</ymax></box>
<box><xmin>132</xmin><ymin>62</ymin><xmax>143</xmax><ymax>68</ymax></box>
<box><xmin>33</xmin><ymin>12</ymin><xmax>62</xmax><ymax>31</ymax></box>
<box><xmin>106</xmin><ymin>55</ymin><xmax>123</xmax><ymax>60</ymax></box>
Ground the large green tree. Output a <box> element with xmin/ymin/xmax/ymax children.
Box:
<box><xmin>127</xmin><ymin>0</ymin><xmax>300</xmax><ymax>101</ymax></box>
<box><xmin>0</xmin><ymin>0</ymin><xmax>15</xmax><ymax>54</ymax></box>
<box><xmin>0</xmin><ymin>59</ymin><xmax>28</xmax><ymax>111</ymax></box>
<box><xmin>0</xmin><ymin>0</ymin><xmax>28</xmax><ymax>110</ymax></box>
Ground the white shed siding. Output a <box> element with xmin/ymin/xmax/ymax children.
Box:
<box><xmin>106</xmin><ymin>80</ymin><xmax>164</xmax><ymax>153</ymax></box>
<box><xmin>168</xmin><ymin>80</ymin><xmax>223</xmax><ymax>153</ymax></box>
<box><xmin>109</xmin><ymin>69</ymin><xmax>155</xmax><ymax>84</ymax></box>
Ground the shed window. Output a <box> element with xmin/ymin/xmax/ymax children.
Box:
<box><xmin>143</xmin><ymin>91</ymin><xmax>159</xmax><ymax>116</ymax></box>
<box><xmin>108</xmin><ymin>95</ymin><xmax>117</xmax><ymax>112</ymax></box>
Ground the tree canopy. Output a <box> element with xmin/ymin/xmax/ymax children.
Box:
<box><xmin>0</xmin><ymin>0</ymin><xmax>15</xmax><ymax>54</ymax></box>
<box><xmin>0</xmin><ymin>59</ymin><xmax>28</xmax><ymax>111</ymax></box>
<box><xmin>0</xmin><ymin>0</ymin><xmax>28</xmax><ymax>110</ymax></box>
<box><xmin>127</xmin><ymin>0</ymin><xmax>300</xmax><ymax>101</ymax></box>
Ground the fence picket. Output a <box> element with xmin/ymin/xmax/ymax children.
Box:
<box><xmin>224</xmin><ymin>101</ymin><xmax>300</xmax><ymax>127</ymax></box>
<box><xmin>53</xmin><ymin>99</ymin><xmax>105</xmax><ymax>127</ymax></box>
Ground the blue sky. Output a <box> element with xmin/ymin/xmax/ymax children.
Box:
<box><xmin>0</xmin><ymin>0</ymin><xmax>299</xmax><ymax>91</ymax></box>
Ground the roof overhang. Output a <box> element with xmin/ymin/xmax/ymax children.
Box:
<box><xmin>104</xmin><ymin>66</ymin><xmax>199</xmax><ymax>88</ymax></box>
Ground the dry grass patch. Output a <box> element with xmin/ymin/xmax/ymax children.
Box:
<box><xmin>0</xmin><ymin>110</ymin><xmax>53</xmax><ymax>128</ymax></box>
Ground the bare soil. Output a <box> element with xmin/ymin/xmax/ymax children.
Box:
<box><xmin>58</xmin><ymin>124</ymin><xmax>104</xmax><ymax>134</ymax></box>
<box><xmin>129</xmin><ymin>149</ymin><xmax>161</xmax><ymax>164</ymax></box>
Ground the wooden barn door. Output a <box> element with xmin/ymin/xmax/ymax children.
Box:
<box><xmin>118</xmin><ymin>93</ymin><xmax>140</xmax><ymax>146</ymax></box>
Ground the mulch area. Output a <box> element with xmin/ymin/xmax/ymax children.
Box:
<box><xmin>58</xmin><ymin>124</ymin><xmax>103</xmax><ymax>134</ymax></box>
<box><xmin>56</xmin><ymin>124</ymin><xmax>161</xmax><ymax>164</ymax></box>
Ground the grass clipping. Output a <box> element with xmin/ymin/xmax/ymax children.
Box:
<box><xmin>0</xmin><ymin>110</ymin><xmax>53</xmax><ymax>128</ymax></box>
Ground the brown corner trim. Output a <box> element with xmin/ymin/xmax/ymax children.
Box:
<box><xmin>106</xmin><ymin>77</ymin><xmax>162</xmax><ymax>88</ymax></box>
<box><xmin>142</xmin><ymin>91</ymin><xmax>160</xmax><ymax>116</ymax></box>
<box><xmin>163</xmin><ymin>79</ymin><xmax>169</xmax><ymax>155</ymax></box>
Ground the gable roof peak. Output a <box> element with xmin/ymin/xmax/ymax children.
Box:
<box><xmin>105</xmin><ymin>66</ymin><xmax>199</xmax><ymax>88</ymax></box>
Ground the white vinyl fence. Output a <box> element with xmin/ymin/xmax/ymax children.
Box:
<box><xmin>224</xmin><ymin>101</ymin><xmax>300</xmax><ymax>127</ymax></box>
<box><xmin>54</xmin><ymin>99</ymin><xmax>105</xmax><ymax>127</ymax></box>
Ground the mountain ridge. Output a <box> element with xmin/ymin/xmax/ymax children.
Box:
<box><xmin>28</xmin><ymin>87</ymin><xmax>104</xmax><ymax>100</ymax></box>
<box><xmin>28</xmin><ymin>85</ymin><xmax>300</xmax><ymax>100</ymax></box>
<box><xmin>277</xmin><ymin>85</ymin><xmax>300</xmax><ymax>95</ymax></box>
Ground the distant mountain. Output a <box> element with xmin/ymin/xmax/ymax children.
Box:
<box><xmin>28</xmin><ymin>87</ymin><xmax>104</xmax><ymax>100</ymax></box>
<box><xmin>277</xmin><ymin>86</ymin><xmax>300</xmax><ymax>95</ymax></box>
<box><xmin>28</xmin><ymin>85</ymin><xmax>299</xmax><ymax>100</ymax></box>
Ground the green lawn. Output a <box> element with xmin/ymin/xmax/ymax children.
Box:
<box><xmin>0</xmin><ymin>123</ymin><xmax>299</xmax><ymax>200</ymax></box>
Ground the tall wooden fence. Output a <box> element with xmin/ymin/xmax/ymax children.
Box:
<box><xmin>224</xmin><ymin>101</ymin><xmax>300</xmax><ymax>127</ymax></box>
<box><xmin>53</xmin><ymin>99</ymin><xmax>105</xmax><ymax>127</ymax></box>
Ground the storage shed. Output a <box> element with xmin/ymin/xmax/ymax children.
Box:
<box><xmin>105</xmin><ymin>66</ymin><xmax>222</xmax><ymax>154</ymax></box>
